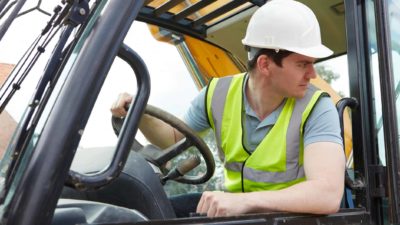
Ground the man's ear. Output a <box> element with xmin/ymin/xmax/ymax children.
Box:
<box><xmin>256</xmin><ymin>54</ymin><xmax>271</xmax><ymax>75</ymax></box>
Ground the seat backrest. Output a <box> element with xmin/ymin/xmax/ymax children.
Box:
<box><xmin>62</xmin><ymin>151</ymin><xmax>176</xmax><ymax>219</ymax></box>
<box><xmin>53</xmin><ymin>199</ymin><xmax>148</xmax><ymax>224</ymax></box>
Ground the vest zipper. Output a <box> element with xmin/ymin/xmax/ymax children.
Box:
<box><xmin>241</xmin><ymin>75</ymin><xmax>251</xmax><ymax>193</ymax></box>
<box><xmin>241</xmin><ymin>158</ymin><xmax>249</xmax><ymax>192</ymax></box>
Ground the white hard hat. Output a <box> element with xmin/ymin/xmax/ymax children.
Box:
<box><xmin>242</xmin><ymin>0</ymin><xmax>333</xmax><ymax>58</ymax></box>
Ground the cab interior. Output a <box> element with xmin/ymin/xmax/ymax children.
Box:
<box><xmin>0</xmin><ymin>0</ymin><xmax>378</xmax><ymax>224</ymax></box>
<box><xmin>59</xmin><ymin>0</ymin><xmax>360</xmax><ymax>224</ymax></box>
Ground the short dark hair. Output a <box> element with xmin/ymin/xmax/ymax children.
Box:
<box><xmin>247</xmin><ymin>48</ymin><xmax>293</xmax><ymax>71</ymax></box>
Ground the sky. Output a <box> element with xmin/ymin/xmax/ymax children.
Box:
<box><xmin>0</xmin><ymin>1</ymin><xmax>199</xmax><ymax>148</ymax></box>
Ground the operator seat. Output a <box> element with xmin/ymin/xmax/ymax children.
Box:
<box><xmin>61</xmin><ymin>150</ymin><xmax>176</xmax><ymax>220</ymax></box>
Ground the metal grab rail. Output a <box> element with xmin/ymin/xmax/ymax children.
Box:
<box><xmin>336</xmin><ymin>97</ymin><xmax>364</xmax><ymax>190</ymax></box>
<box><xmin>336</xmin><ymin>97</ymin><xmax>361</xmax><ymax>209</ymax></box>
<box><xmin>65</xmin><ymin>44</ymin><xmax>151</xmax><ymax>191</ymax></box>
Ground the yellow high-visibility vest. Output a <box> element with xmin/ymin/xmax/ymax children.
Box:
<box><xmin>206</xmin><ymin>73</ymin><xmax>327</xmax><ymax>192</ymax></box>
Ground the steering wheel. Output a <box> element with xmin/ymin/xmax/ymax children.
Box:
<box><xmin>111</xmin><ymin>104</ymin><xmax>215</xmax><ymax>185</ymax></box>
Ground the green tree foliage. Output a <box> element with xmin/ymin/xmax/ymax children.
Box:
<box><xmin>315</xmin><ymin>64</ymin><xmax>345</xmax><ymax>97</ymax></box>
<box><xmin>315</xmin><ymin>64</ymin><xmax>340</xmax><ymax>84</ymax></box>
<box><xmin>163</xmin><ymin>130</ymin><xmax>224</xmax><ymax>196</ymax></box>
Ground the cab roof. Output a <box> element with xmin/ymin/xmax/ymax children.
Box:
<box><xmin>137</xmin><ymin>0</ymin><xmax>346</xmax><ymax>61</ymax></box>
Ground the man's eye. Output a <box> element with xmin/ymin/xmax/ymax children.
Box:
<box><xmin>298</xmin><ymin>63</ymin><xmax>307</xmax><ymax>68</ymax></box>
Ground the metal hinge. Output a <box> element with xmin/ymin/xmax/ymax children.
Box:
<box><xmin>368</xmin><ymin>165</ymin><xmax>387</xmax><ymax>197</ymax></box>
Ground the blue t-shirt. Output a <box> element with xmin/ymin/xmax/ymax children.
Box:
<box><xmin>183</xmin><ymin>80</ymin><xmax>343</xmax><ymax>152</ymax></box>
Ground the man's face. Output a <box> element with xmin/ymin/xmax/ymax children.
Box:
<box><xmin>268</xmin><ymin>53</ymin><xmax>316</xmax><ymax>98</ymax></box>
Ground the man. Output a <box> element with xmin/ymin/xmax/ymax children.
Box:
<box><xmin>111</xmin><ymin>0</ymin><xmax>345</xmax><ymax>218</ymax></box>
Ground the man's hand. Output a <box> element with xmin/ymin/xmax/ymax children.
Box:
<box><xmin>196</xmin><ymin>191</ymin><xmax>251</xmax><ymax>217</ymax></box>
<box><xmin>110</xmin><ymin>92</ymin><xmax>133</xmax><ymax>117</ymax></box>
<box><xmin>110</xmin><ymin>92</ymin><xmax>182</xmax><ymax>148</ymax></box>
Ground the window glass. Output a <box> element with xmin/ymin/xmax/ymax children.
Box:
<box><xmin>72</xmin><ymin>21</ymin><xmax>199</xmax><ymax>174</ymax></box>
<box><xmin>365</xmin><ymin>0</ymin><xmax>400</xmax><ymax>167</ymax></box>
<box><xmin>315</xmin><ymin>55</ymin><xmax>350</xmax><ymax>97</ymax></box>
<box><xmin>388</xmin><ymin>0</ymin><xmax>400</xmax><ymax>161</ymax></box>
<box><xmin>365</xmin><ymin>0</ymin><xmax>386</xmax><ymax>165</ymax></box>
<box><xmin>0</xmin><ymin>0</ymin><xmax>104</xmax><ymax>215</ymax></box>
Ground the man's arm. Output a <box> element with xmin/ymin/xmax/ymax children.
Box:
<box><xmin>196</xmin><ymin>141</ymin><xmax>345</xmax><ymax>217</ymax></box>
<box><xmin>139</xmin><ymin>114</ymin><xmax>184</xmax><ymax>148</ymax></box>
<box><xmin>110</xmin><ymin>92</ymin><xmax>183</xmax><ymax>149</ymax></box>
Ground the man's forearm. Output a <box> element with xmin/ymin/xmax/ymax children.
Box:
<box><xmin>246</xmin><ymin>178</ymin><xmax>343</xmax><ymax>214</ymax></box>
<box><xmin>246</xmin><ymin>142</ymin><xmax>345</xmax><ymax>214</ymax></box>
<box><xmin>197</xmin><ymin>142</ymin><xmax>345</xmax><ymax>217</ymax></box>
<box><xmin>139</xmin><ymin>114</ymin><xmax>183</xmax><ymax>149</ymax></box>
<box><xmin>196</xmin><ymin>177</ymin><xmax>343</xmax><ymax>217</ymax></box>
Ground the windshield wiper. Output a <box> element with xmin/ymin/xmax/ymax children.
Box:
<box><xmin>0</xmin><ymin>0</ymin><xmax>90</xmax><ymax>204</ymax></box>
<box><xmin>0</xmin><ymin>4</ymin><xmax>63</xmax><ymax>113</ymax></box>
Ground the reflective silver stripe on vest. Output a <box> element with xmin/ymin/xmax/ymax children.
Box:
<box><xmin>226</xmin><ymin>161</ymin><xmax>305</xmax><ymax>183</ymax></box>
<box><xmin>210</xmin><ymin>76</ymin><xmax>233</xmax><ymax>162</ymax></box>
<box><xmin>210</xmin><ymin>75</ymin><xmax>319</xmax><ymax>184</ymax></box>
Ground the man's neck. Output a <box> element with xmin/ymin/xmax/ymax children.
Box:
<box><xmin>246</xmin><ymin>72</ymin><xmax>285</xmax><ymax>120</ymax></box>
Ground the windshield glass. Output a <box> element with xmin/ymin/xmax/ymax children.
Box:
<box><xmin>0</xmin><ymin>1</ymin><xmax>58</xmax><ymax>157</ymax></box>
<box><xmin>0</xmin><ymin>0</ymin><xmax>99</xmax><ymax>214</ymax></box>
<box><xmin>71</xmin><ymin>21</ymin><xmax>199</xmax><ymax>173</ymax></box>
<box><xmin>0</xmin><ymin>0</ymin><xmax>203</xmax><ymax>212</ymax></box>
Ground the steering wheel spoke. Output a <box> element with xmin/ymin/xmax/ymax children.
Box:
<box><xmin>154</xmin><ymin>138</ymin><xmax>191</xmax><ymax>166</ymax></box>
<box><xmin>112</xmin><ymin>104</ymin><xmax>215</xmax><ymax>184</ymax></box>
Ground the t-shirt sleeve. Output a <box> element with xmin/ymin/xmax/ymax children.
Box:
<box><xmin>183</xmin><ymin>87</ymin><xmax>211</xmax><ymax>132</ymax></box>
<box><xmin>303</xmin><ymin>96</ymin><xmax>343</xmax><ymax>148</ymax></box>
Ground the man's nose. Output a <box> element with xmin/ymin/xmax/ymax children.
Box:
<box><xmin>306</xmin><ymin>65</ymin><xmax>317</xmax><ymax>79</ymax></box>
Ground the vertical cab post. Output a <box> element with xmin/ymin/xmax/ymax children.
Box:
<box><xmin>373</xmin><ymin>0</ymin><xmax>400</xmax><ymax>223</ymax></box>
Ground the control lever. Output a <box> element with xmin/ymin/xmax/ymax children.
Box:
<box><xmin>161</xmin><ymin>155</ymin><xmax>201</xmax><ymax>184</ymax></box>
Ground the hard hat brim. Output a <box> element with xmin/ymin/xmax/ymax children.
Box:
<box><xmin>285</xmin><ymin>44</ymin><xmax>334</xmax><ymax>59</ymax></box>
<box><xmin>242</xmin><ymin>39</ymin><xmax>334</xmax><ymax>59</ymax></box>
